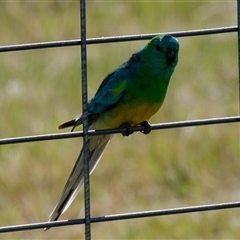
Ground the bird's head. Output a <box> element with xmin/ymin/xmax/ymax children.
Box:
<box><xmin>143</xmin><ymin>35</ymin><xmax>179</xmax><ymax>70</ymax></box>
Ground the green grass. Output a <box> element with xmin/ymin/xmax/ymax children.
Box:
<box><xmin>0</xmin><ymin>1</ymin><xmax>239</xmax><ymax>239</ymax></box>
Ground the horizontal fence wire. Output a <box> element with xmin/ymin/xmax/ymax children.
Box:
<box><xmin>0</xmin><ymin>201</ymin><xmax>240</xmax><ymax>233</ymax></box>
<box><xmin>0</xmin><ymin>17</ymin><xmax>240</xmax><ymax>234</ymax></box>
<box><xmin>0</xmin><ymin>26</ymin><xmax>237</xmax><ymax>53</ymax></box>
<box><xmin>0</xmin><ymin>116</ymin><xmax>240</xmax><ymax>146</ymax></box>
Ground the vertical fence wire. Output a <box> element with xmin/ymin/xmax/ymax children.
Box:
<box><xmin>238</xmin><ymin>1</ymin><xmax>240</xmax><ymax>113</ymax></box>
<box><xmin>237</xmin><ymin>1</ymin><xmax>240</xmax><ymax>165</ymax></box>
<box><xmin>80</xmin><ymin>0</ymin><xmax>91</xmax><ymax>239</ymax></box>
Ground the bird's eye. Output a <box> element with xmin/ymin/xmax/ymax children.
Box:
<box><xmin>155</xmin><ymin>44</ymin><xmax>162</xmax><ymax>51</ymax></box>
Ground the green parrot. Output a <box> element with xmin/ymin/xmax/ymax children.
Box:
<box><xmin>47</xmin><ymin>35</ymin><xmax>179</xmax><ymax>227</ymax></box>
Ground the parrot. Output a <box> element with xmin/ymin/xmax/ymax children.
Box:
<box><xmin>46</xmin><ymin>34</ymin><xmax>179</xmax><ymax>228</ymax></box>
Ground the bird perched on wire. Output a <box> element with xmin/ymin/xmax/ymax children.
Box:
<box><xmin>46</xmin><ymin>34</ymin><xmax>179</xmax><ymax>228</ymax></box>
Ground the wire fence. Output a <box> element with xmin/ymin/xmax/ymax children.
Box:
<box><xmin>0</xmin><ymin>1</ymin><xmax>240</xmax><ymax>238</ymax></box>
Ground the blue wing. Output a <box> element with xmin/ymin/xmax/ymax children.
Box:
<box><xmin>88</xmin><ymin>51</ymin><xmax>142</xmax><ymax>114</ymax></box>
<box><xmin>88</xmin><ymin>66</ymin><xmax>128</xmax><ymax>114</ymax></box>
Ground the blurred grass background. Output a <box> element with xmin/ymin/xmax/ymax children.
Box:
<box><xmin>0</xmin><ymin>1</ymin><xmax>239</xmax><ymax>239</ymax></box>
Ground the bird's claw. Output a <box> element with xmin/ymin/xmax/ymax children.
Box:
<box><xmin>140</xmin><ymin>121</ymin><xmax>152</xmax><ymax>135</ymax></box>
<box><xmin>120</xmin><ymin>123</ymin><xmax>134</xmax><ymax>136</ymax></box>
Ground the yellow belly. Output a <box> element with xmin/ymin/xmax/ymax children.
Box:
<box><xmin>95</xmin><ymin>102</ymin><xmax>162</xmax><ymax>129</ymax></box>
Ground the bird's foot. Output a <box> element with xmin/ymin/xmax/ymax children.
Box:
<box><xmin>140</xmin><ymin>121</ymin><xmax>152</xmax><ymax>135</ymax></box>
<box><xmin>120</xmin><ymin>123</ymin><xmax>134</xmax><ymax>136</ymax></box>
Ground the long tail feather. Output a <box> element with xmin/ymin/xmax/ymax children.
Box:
<box><xmin>45</xmin><ymin>134</ymin><xmax>113</xmax><ymax>230</ymax></box>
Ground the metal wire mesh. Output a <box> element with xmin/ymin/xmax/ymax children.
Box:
<box><xmin>0</xmin><ymin>1</ymin><xmax>239</xmax><ymax>238</ymax></box>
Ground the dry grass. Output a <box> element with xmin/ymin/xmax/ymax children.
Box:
<box><xmin>0</xmin><ymin>1</ymin><xmax>239</xmax><ymax>239</ymax></box>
